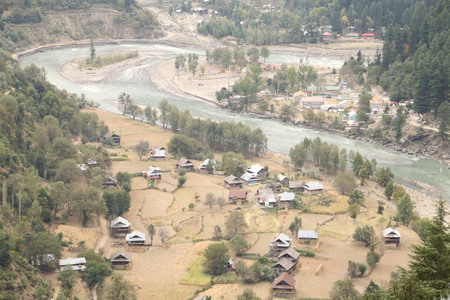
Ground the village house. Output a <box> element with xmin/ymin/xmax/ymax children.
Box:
<box><xmin>370</xmin><ymin>97</ymin><xmax>384</xmax><ymax>114</ymax></box>
<box><xmin>277</xmin><ymin>174</ymin><xmax>289</xmax><ymax>186</ymax></box>
<box><xmin>289</xmin><ymin>180</ymin><xmax>304</xmax><ymax>192</ymax></box>
<box><xmin>199</xmin><ymin>159</ymin><xmax>215</xmax><ymax>173</ymax></box>
<box><xmin>247</xmin><ymin>164</ymin><xmax>267</xmax><ymax>179</ymax></box>
<box><xmin>321</xmin><ymin>31</ymin><xmax>332</xmax><ymax>40</ymax></box>
<box><xmin>149</xmin><ymin>147</ymin><xmax>166</xmax><ymax>161</ymax></box>
<box><xmin>324</xmin><ymin>86</ymin><xmax>341</xmax><ymax>95</ymax></box>
<box><xmin>298</xmin><ymin>96</ymin><xmax>326</xmax><ymax>109</ymax></box>
<box><xmin>362</xmin><ymin>32</ymin><xmax>376</xmax><ymax>39</ymax></box>
<box><xmin>103</xmin><ymin>132</ymin><xmax>121</xmax><ymax>145</ymax></box>
<box><xmin>59</xmin><ymin>257</ymin><xmax>86</xmax><ymax>272</ymax></box>
<box><xmin>257</xmin><ymin>188</ymin><xmax>277</xmax><ymax>207</ymax></box>
<box><xmin>110</xmin><ymin>249</ymin><xmax>131</xmax><ymax>269</ymax></box>
<box><xmin>224</xmin><ymin>175</ymin><xmax>243</xmax><ymax>189</ymax></box>
<box><xmin>298</xmin><ymin>230</ymin><xmax>319</xmax><ymax>244</ymax></box>
<box><xmin>228</xmin><ymin>190</ymin><xmax>248</xmax><ymax>204</ymax></box>
<box><xmin>292</xmin><ymin>90</ymin><xmax>308</xmax><ymax>103</ymax></box>
<box><xmin>278</xmin><ymin>248</ymin><xmax>300</xmax><ymax>262</ymax></box>
<box><xmin>77</xmin><ymin>164</ymin><xmax>88</xmax><ymax>171</ymax></box>
<box><xmin>270</xmin><ymin>233</ymin><xmax>292</xmax><ymax>252</ymax></box>
<box><xmin>125</xmin><ymin>231</ymin><xmax>146</xmax><ymax>245</ymax></box>
<box><xmin>303</xmin><ymin>181</ymin><xmax>324</xmax><ymax>194</ymax></box>
<box><xmin>110</xmin><ymin>216</ymin><xmax>131</xmax><ymax>235</ymax></box>
<box><xmin>176</xmin><ymin>158</ymin><xmax>194</xmax><ymax>171</ymax></box>
<box><xmin>271</xmin><ymin>257</ymin><xmax>298</xmax><ymax>275</ymax></box>
<box><xmin>266</xmin><ymin>181</ymin><xmax>282</xmax><ymax>192</ymax></box>
<box><xmin>272</xmin><ymin>272</ymin><xmax>296</xmax><ymax>297</ymax></box>
<box><xmin>241</xmin><ymin>172</ymin><xmax>261</xmax><ymax>185</ymax></box>
<box><xmin>278</xmin><ymin>192</ymin><xmax>296</xmax><ymax>207</ymax></box>
<box><xmin>142</xmin><ymin>166</ymin><xmax>162</xmax><ymax>180</ymax></box>
<box><xmin>102</xmin><ymin>177</ymin><xmax>118</xmax><ymax>189</ymax></box>
<box><xmin>382</xmin><ymin>227</ymin><xmax>401</xmax><ymax>246</ymax></box>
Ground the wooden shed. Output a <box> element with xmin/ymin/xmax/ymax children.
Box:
<box><xmin>110</xmin><ymin>249</ymin><xmax>131</xmax><ymax>269</ymax></box>
<box><xmin>382</xmin><ymin>227</ymin><xmax>401</xmax><ymax>246</ymax></box>
<box><xmin>272</xmin><ymin>272</ymin><xmax>296</xmax><ymax>297</ymax></box>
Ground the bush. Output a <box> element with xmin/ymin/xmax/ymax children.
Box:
<box><xmin>294</xmin><ymin>248</ymin><xmax>316</xmax><ymax>257</ymax></box>
<box><xmin>178</xmin><ymin>176</ymin><xmax>187</xmax><ymax>188</ymax></box>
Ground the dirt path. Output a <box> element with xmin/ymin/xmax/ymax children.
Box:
<box><xmin>94</xmin><ymin>217</ymin><xmax>109</xmax><ymax>252</ymax></box>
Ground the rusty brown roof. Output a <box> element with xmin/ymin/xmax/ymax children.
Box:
<box><xmin>229</xmin><ymin>190</ymin><xmax>247</xmax><ymax>199</ymax></box>
<box><xmin>272</xmin><ymin>272</ymin><xmax>296</xmax><ymax>289</ymax></box>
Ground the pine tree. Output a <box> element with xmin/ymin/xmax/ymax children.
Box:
<box><xmin>437</xmin><ymin>102</ymin><xmax>450</xmax><ymax>142</ymax></box>
<box><xmin>409</xmin><ymin>201</ymin><xmax>450</xmax><ymax>296</ymax></box>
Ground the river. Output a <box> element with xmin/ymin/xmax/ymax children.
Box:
<box><xmin>19</xmin><ymin>43</ymin><xmax>450</xmax><ymax>200</ymax></box>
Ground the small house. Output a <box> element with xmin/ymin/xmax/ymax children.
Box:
<box><xmin>382</xmin><ymin>227</ymin><xmax>401</xmax><ymax>246</ymax></box>
<box><xmin>86</xmin><ymin>159</ymin><xmax>98</xmax><ymax>166</ymax></box>
<box><xmin>176</xmin><ymin>158</ymin><xmax>194</xmax><ymax>171</ymax></box>
<box><xmin>224</xmin><ymin>175</ymin><xmax>243</xmax><ymax>189</ymax></box>
<box><xmin>110</xmin><ymin>216</ymin><xmax>131</xmax><ymax>235</ymax></box>
<box><xmin>59</xmin><ymin>257</ymin><xmax>86</xmax><ymax>272</ymax></box>
<box><xmin>149</xmin><ymin>147</ymin><xmax>166</xmax><ymax>161</ymax></box>
<box><xmin>271</xmin><ymin>258</ymin><xmax>297</xmax><ymax>275</ymax></box>
<box><xmin>303</xmin><ymin>181</ymin><xmax>324</xmax><ymax>194</ymax></box>
<box><xmin>241</xmin><ymin>172</ymin><xmax>261</xmax><ymax>185</ymax></box>
<box><xmin>293</xmin><ymin>91</ymin><xmax>308</xmax><ymax>103</ymax></box>
<box><xmin>143</xmin><ymin>166</ymin><xmax>162</xmax><ymax>180</ymax></box>
<box><xmin>103</xmin><ymin>132</ymin><xmax>121</xmax><ymax>145</ymax></box>
<box><xmin>299</xmin><ymin>96</ymin><xmax>326</xmax><ymax>109</ymax></box>
<box><xmin>266</xmin><ymin>181</ymin><xmax>282</xmax><ymax>192</ymax></box>
<box><xmin>362</xmin><ymin>32</ymin><xmax>375</xmax><ymax>39</ymax></box>
<box><xmin>199</xmin><ymin>159</ymin><xmax>215</xmax><ymax>173</ymax></box>
<box><xmin>270</xmin><ymin>233</ymin><xmax>292</xmax><ymax>252</ymax></box>
<box><xmin>278</xmin><ymin>248</ymin><xmax>300</xmax><ymax>263</ymax></box>
<box><xmin>277</xmin><ymin>174</ymin><xmax>289</xmax><ymax>186</ymax></box>
<box><xmin>126</xmin><ymin>231</ymin><xmax>146</xmax><ymax>245</ymax></box>
<box><xmin>103</xmin><ymin>177</ymin><xmax>118</xmax><ymax>189</ymax></box>
<box><xmin>298</xmin><ymin>230</ymin><xmax>319</xmax><ymax>244</ymax></box>
<box><xmin>110</xmin><ymin>249</ymin><xmax>131</xmax><ymax>269</ymax></box>
<box><xmin>289</xmin><ymin>181</ymin><xmax>304</xmax><ymax>191</ymax></box>
<box><xmin>272</xmin><ymin>272</ymin><xmax>296</xmax><ymax>297</ymax></box>
<box><xmin>77</xmin><ymin>164</ymin><xmax>88</xmax><ymax>171</ymax></box>
<box><xmin>257</xmin><ymin>188</ymin><xmax>276</xmax><ymax>207</ymax></box>
<box><xmin>278</xmin><ymin>192</ymin><xmax>295</xmax><ymax>207</ymax></box>
<box><xmin>247</xmin><ymin>164</ymin><xmax>266</xmax><ymax>179</ymax></box>
<box><xmin>228</xmin><ymin>190</ymin><xmax>248</xmax><ymax>204</ymax></box>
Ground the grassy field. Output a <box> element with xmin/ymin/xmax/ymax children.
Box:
<box><xmin>180</xmin><ymin>256</ymin><xmax>212</xmax><ymax>286</ymax></box>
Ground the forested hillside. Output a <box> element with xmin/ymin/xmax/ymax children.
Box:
<box><xmin>0</xmin><ymin>47</ymin><xmax>136</xmax><ymax>298</ymax></box>
<box><xmin>0</xmin><ymin>0</ymin><xmax>161</xmax><ymax>52</ymax></box>
<box><xmin>196</xmin><ymin>0</ymin><xmax>421</xmax><ymax>44</ymax></box>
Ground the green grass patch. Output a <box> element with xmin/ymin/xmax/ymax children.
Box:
<box><xmin>180</xmin><ymin>256</ymin><xmax>212</xmax><ymax>286</ymax></box>
<box><xmin>213</xmin><ymin>272</ymin><xmax>238</xmax><ymax>284</ymax></box>
<box><xmin>79</xmin><ymin>51</ymin><xmax>139</xmax><ymax>69</ymax></box>
<box><xmin>317</xmin><ymin>227</ymin><xmax>349</xmax><ymax>241</ymax></box>
<box><xmin>111</xmin><ymin>157</ymin><xmax>129</xmax><ymax>161</ymax></box>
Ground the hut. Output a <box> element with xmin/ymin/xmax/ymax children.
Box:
<box><xmin>102</xmin><ymin>177</ymin><xmax>118</xmax><ymax>189</ymax></box>
<box><xmin>59</xmin><ymin>257</ymin><xmax>86</xmax><ymax>272</ymax></box>
<box><xmin>272</xmin><ymin>272</ymin><xmax>296</xmax><ymax>297</ymax></box>
<box><xmin>228</xmin><ymin>190</ymin><xmax>248</xmax><ymax>204</ymax></box>
<box><xmin>110</xmin><ymin>249</ymin><xmax>131</xmax><ymax>269</ymax></box>
<box><xmin>224</xmin><ymin>175</ymin><xmax>243</xmax><ymax>189</ymax></box>
<box><xmin>278</xmin><ymin>192</ymin><xmax>295</xmax><ymax>207</ymax></box>
<box><xmin>303</xmin><ymin>181</ymin><xmax>324</xmax><ymax>194</ymax></box>
<box><xmin>149</xmin><ymin>147</ymin><xmax>166</xmax><ymax>161</ymax></box>
<box><xmin>382</xmin><ymin>227</ymin><xmax>400</xmax><ymax>246</ymax></box>
<box><xmin>289</xmin><ymin>181</ymin><xmax>304</xmax><ymax>191</ymax></box>
<box><xmin>103</xmin><ymin>132</ymin><xmax>121</xmax><ymax>145</ymax></box>
<box><xmin>110</xmin><ymin>216</ymin><xmax>131</xmax><ymax>235</ymax></box>
<box><xmin>176</xmin><ymin>158</ymin><xmax>194</xmax><ymax>171</ymax></box>
<box><xmin>270</xmin><ymin>233</ymin><xmax>292</xmax><ymax>252</ymax></box>
<box><xmin>298</xmin><ymin>230</ymin><xmax>319</xmax><ymax>245</ymax></box>
<box><xmin>125</xmin><ymin>231</ymin><xmax>146</xmax><ymax>245</ymax></box>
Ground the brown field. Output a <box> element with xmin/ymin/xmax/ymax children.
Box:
<box><xmin>50</xmin><ymin>108</ymin><xmax>424</xmax><ymax>300</ymax></box>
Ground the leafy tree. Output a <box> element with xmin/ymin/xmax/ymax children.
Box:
<box><xmin>348</xmin><ymin>260</ymin><xmax>367</xmax><ymax>278</ymax></box>
<box><xmin>329</xmin><ymin>278</ymin><xmax>360</xmax><ymax>300</ymax></box>
<box><xmin>229</xmin><ymin>234</ymin><xmax>249</xmax><ymax>256</ymax></box>
<box><xmin>48</xmin><ymin>181</ymin><xmax>68</xmax><ymax>218</ymax></box>
<box><xmin>352</xmin><ymin>152</ymin><xmax>364</xmax><ymax>176</ymax></box>
<box><xmin>158</xmin><ymin>227</ymin><xmax>170</xmax><ymax>244</ymax></box>
<box><xmin>73</xmin><ymin>186</ymin><xmax>105</xmax><ymax>226</ymax></box>
<box><xmin>375</xmin><ymin>167</ymin><xmax>394</xmax><ymax>187</ymax></box>
<box><xmin>81</xmin><ymin>249</ymin><xmax>112</xmax><ymax>288</ymax></box>
<box><xmin>348</xmin><ymin>189</ymin><xmax>365</xmax><ymax>206</ymax></box>
<box><xmin>148</xmin><ymin>224</ymin><xmax>155</xmax><ymax>245</ymax></box>
<box><xmin>367</xmin><ymin>251</ymin><xmax>381</xmax><ymax>269</ymax></box>
<box><xmin>348</xmin><ymin>203</ymin><xmax>360</xmax><ymax>221</ymax></box>
<box><xmin>221</xmin><ymin>152</ymin><xmax>246</xmax><ymax>176</ymax></box>
<box><xmin>411</xmin><ymin>218</ymin><xmax>431</xmax><ymax>241</ymax></box>
<box><xmin>159</xmin><ymin>99</ymin><xmax>170</xmax><ymax>128</ymax></box>
<box><xmin>135</xmin><ymin>140</ymin><xmax>149</xmax><ymax>160</ymax></box>
<box><xmin>353</xmin><ymin>225</ymin><xmax>376</xmax><ymax>247</ymax></box>
<box><xmin>107</xmin><ymin>273</ymin><xmax>137</xmax><ymax>300</ymax></box>
<box><xmin>55</xmin><ymin>159</ymin><xmax>82</xmax><ymax>184</ymax></box>
<box><xmin>144</xmin><ymin>105</ymin><xmax>158</xmax><ymax>124</ymax></box>
<box><xmin>178</xmin><ymin>176</ymin><xmax>186</xmax><ymax>188</ymax></box>
<box><xmin>334</xmin><ymin>172</ymin><xmax>357</xmax><ymax>195</ymax></box>
<box><xmin>216</xmin><ymin>197</ymin><xmax>226</xmax><ymax>210</ymax></box>
<box><xmin>167</xmin><ymin>134</ymin><xmax>200</xmax><ymax>159</ymax></box>
<box><xmin>89</xmin><ymin>38</ymin><xmax>96</xmax><ymax>64</ymax></box>
<box><xmin>203</xmin><ymin>242</ymin><xmax>229</xmax><ymax>275</ymax></box>
<box><xmin>384</xmin><ymin>181</ymin><xmax>394</xmax><ymax>199</ymax></box>
<box><xmin>260</xmin><ymin>47</ymin><xmax>270</xmax><ymax>63</ymax></box>
<box><xmin>409</xmin><ymin>201</ymin><xmax>450</xmax><ymax>295</ymax></box>
<box><xmin>103</xmin><ymin>189</ymin><xmax>130</xmax><ymax>217</ymax></box>
<box><xmin>23</xmin><ymin>231</ymin><xmax>62</xmax><ymax>272</ymax></box>
<box><xmin>57</xmin><ymin>268</ymin><xmax>78</xmax><ymax>299</ymax></box>
<box><xmin>118</xmin><ymin>92</ymin><xmax>132</xmax><ymax>116</ymax></box>
<box><xmin>213</xmin><ymin>225</ymin><xmax>222</xmax><ymax>241</ymax></box>
<box><xmin>395</xmin><ymin>194</ymin><xmax>414</xmax><ymax>225</ymax></box>
<box><xmin>237</xmin><ymin>288</ymin><xmax>261</xmax><ymax>300</ymax></box>
<box><xmin>225</xmin><ymin>211</ymin><xmax>248</xmax><ymax>237</ymax></box>
<box><xmin>359</xmin><ymin>159</ymin><xmax>373</xmax><ymax>185</ymax></box>
<box><xmin>188</xmin><ymin>203</ymin><xmax>195</xmax><ymax>210</ymax></box>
